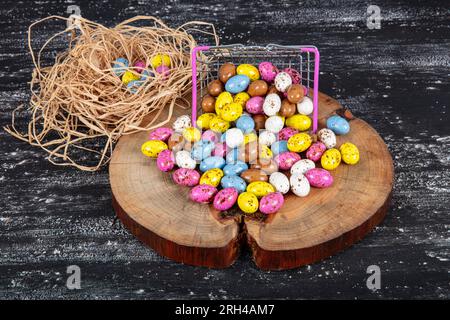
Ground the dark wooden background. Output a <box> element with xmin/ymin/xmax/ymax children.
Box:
<box><xmin>0</xmin><ymin>0</ymin><xmax>448</xmax><ymax>299</ymax></box>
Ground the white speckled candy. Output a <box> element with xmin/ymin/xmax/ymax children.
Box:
<box><xmin>290</xmin><ymin>159</ymin><xmax>315</xmax><ymax>175</ymax></box>
<box><xmin>225</xmin><ymin>128</ymin><xmax>244</xmax><ymax>149</ymax></box>
<box><xmin>175</xmin><ymin>150</ymin><xmax>196</xmax><ymax>169</ymax></box>
<box><xmin>258</xmin><ymin>130</ymin><xmax>277</xmax><ymax>146</ymax></box>
<box><xmin>297</xmin><ymin>96</ymin><xmax>314</xmax><ymax>115</ymax></box>
<box><xmin>172</xmin><ymin>115</ymin><xmax>191</xmax><ymax>133</ymax></box>
<box><xmin>265</xmin><ymin>116</ymin><xmax>284</xmax><ymax>134</ymax></box>
<box><xmin>317</xmin><ymin>128</ymin><xmax>337</xmax><ymax>149</ymax></box>
<box><xmin>263</xmin><ymin>93</ymin><xmax>281</xmax><ymax>116</ymax></box>
<box><xmin>274</xmin><ymin>72</ymin><xmax>292</xmax><ymax>92</ymax></box>
<box><xmin>290</xmin><ymin>173</ymin><xmax>311</xmax><ymax>197</ymax></box>
<box><xmin>269</xmin><ymin>172</ymin><xmax>290</xmax><ymax>194</ymax></box>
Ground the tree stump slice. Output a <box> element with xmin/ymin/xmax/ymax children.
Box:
<box><xmin>109</xmin><ymin>92</ymin><xmax>394</xmax><ymax>270</ymax></box>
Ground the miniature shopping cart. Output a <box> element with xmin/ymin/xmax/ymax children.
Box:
<box><xmin>191</xmin><ymin>44</ymin><xmax>320</xmax><ymax>132</ymax></box>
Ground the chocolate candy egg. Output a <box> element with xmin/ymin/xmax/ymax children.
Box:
<box><xmin>212</xmin><ymin>142</ymin><xmax>227</xmax><ymax>157</ymax></box>
<box><xmin>156</xmin><ymin>149</ymin><xmax>175</xmax><ymax>172</ymax></box>
<box><xmin>191</xmin><ymin>140</ymin><xmax>215</xmax><ymax>161</ymax></box>
<box><xmin>215</xmin><ymin>92</ymin><xmax>234</xmax><ymax>115</ymax></box>
<box><xmin>200</xmin><ymin>168</ymin><xmax>224</xmax><ymax>187</ymax></box>
<box><xmin>225</xmin><ymin>75</ymin><xmax>250</xmax><ymax>94</ymax></box>
<box><xmin>196</xmin><ymin>113</ymin><xmax>216</xmax><ymax>130</ymax></box>
<box><xmin>221</xmin><ymin>102</ymin><xmax>243</xmax><ymax>122</ymax></box>
<box><xmin>246</xmin><ymin>181</ymin><xmax>275</xmax><ymax>198</ymax></box>
<box><xmin>155</xmin><ymin>65</ymin><xmax>170</xmax><ymax>78</ymax></box>
<box><xmin>221</xmin><ymin>175</ymin><xmax>247</xmax><ymax>193</ymax></box>
<box><xmin>247</xmin><ymin>80</ymin><xmax>268</xmax><ymax>97</ymax></box>
<box><xmin>223</xmin><ymin>161</ymin><xmax>248</xmax><ymax>176</ymax></box>
<box><xmin>201</xmin><ymin>130</ymin><xmax>220</xmax><ymax>143</ymax></box>
<box><xmin>226</xmin><ymin>148</ymin><xmax>239</xmax><ymax>164</ymax></box>
<box><xmin>317</xmin><ymin>128</ymin><xmax>337</xmax><ymax>149</ymax></box>
<box><xmin>305</xmin><ymin>168</ymin><xmax>333</xmax><ymax>188</ymax></box>
<box><xmin>213</xmin><ymin>188</ymin><xmax>238</xmax><ymax>211</ymax></box>
<box><xmin>275</xmin><ymin>151</ymin><xmax>301</xmax><ymax>171</ymax></box>
<box><xmin>282</xmin><ymin>67</ymin><xmax>301</xmax><ymax>84</ymax></box>
<box><xmin>287</xmin><ymin>133</ymin><xmax>312</xmax><ymax>153</ymax></box>
<box><xmin>167</xmin><ymin>132</ymin><xmax>185</xmax><ymax>152</ymax></box>
<box><xmin>182</xmin><ymin>127</ymin><xmax>201</xmax><ymax>142</ymax></box>
<box><xmin>172</xmin><ymin>115</ymin><xmax>191</xmax><ymax>133</ymax></box>
<box><xmin>259</xmin><ymin>145</ymin><xmax>273</xmax><ymax>160</ymax></box>
<box><xmin>306</xmin><ymin>142</ymin><xmax>327</xmax><ymax>162</ymax></box>
<box><xmin>172</xmin><ymin>168</ymin><xmax>200</xmax><ymax>187</ymax></box>
<box><xmin>241</xmin><ymin>168</ymin><xmax>269</xmax><ymax>183</ymax></box>
<box><xmin>237</xmin><ymin>141</ymin><xmax>259</xmax><ymax>163</ymax></box>
<box><xmin>263</xmin><ymin>93</ymin><xmax>282</xmax><ymax>116</ymax></box>
<box><xmin>244</xmin><ymin>132</ymin><xmax>258</xmax><ymax>145</ymax></box>
<box><xmin>250</xmin><ymin>159</ymin><xmax>278</xmax><ymax>175</ymax></box>
<box><xmin>234</xmin><ymin>92</ymin><xmax>250</xmax><ymax>107</ymax></box>
<box><xmin>150</xmin><ymin>54</ymin><xmax>171</xmax><ymax>68</ymax></box>
<box><xmin>149</xmin><ymin>127</ymin><xmax>173</xmax><ymax>142</ymax></box>
<box><xmin>122</xmin><ymin>70</ymin><xmax>140</xmax><ymax>85</ymax></box>
<box><xmin>209</xmin><ymin>117</ymin><xmax>230</xmax><ymax>133</ymax></box>
<box><xmin>279</xmin><ymin>99</ymin><xmax>296</xmax><ymax>117</ymax></box>
<box><xmin>287</xmin><ymin>84</ymin><xmax>304</xmax><ymax>104</ymax></box>
<box><xmin>258</xmin><ymin>130</ymin><xmax>276</xmax><ymax>146</ymax></box>
<box><xmin>274</xmin><ymin>72</ymin><xmax>292</xmax><ymax>92</ymax></box>
<box><xmin>201</xmin><ymin>94</ymin><xmax>216</xmax><ymax>113</ymax></box>
<box><xmin>246</xmin><ymin>96</ymin><xmax>264</xmax><ymax>114</ymax></box>
<box><xmin>236</xmin><ymin>115</ymin><xmax>255</xmax><ymax>133</ymax></box>
<box><xmin>271</xmin><ymin>140</ymin><xmax>288</xmax><ymax>155</ymax></box>
<box><xmin>321</xmin><ymin>148</ymin><xmax>341</xmax><ymax>170</ymax></box>
<box><xmin>112</xmin><ymin>58</ymin><xmax>129</xmax><ymax>76</ymax></box>
<box><xmin>290</xmin><ymin>159</ymin><xmax>315</xmax><ymax>175</ymax></box>
<box><xmin>297</xmin><ymin>96</ymin><xmax>313</xmax><ymax>115</ymax></box>
<box><xmin>327</xmin><ymin>115</ymin><xmax>350</xmax><ymax>135</ymax></box>
<box><xmin>278</xmin><ymin>127</ymin><xmax>299</xmax><ymax>141</ymax></box>
<box><xmin>267</xmin><ymin>84</ymin><xmax>282</xmax><ymax>96</ymax></box>
<box><xmin>238</xmin><ymin>192</ymin><xmax>259</xmax><ymax>214</ymax></box>
<box><xmin>200</xmin><ymin>156</ymin><xmax>226</xmax><ymax>172</ymax></box>
<box><xmin>218</xmin><ymin>63</ymin><xmax>236</xmax><ymax>83</ymax></box>
<box><xmin>259</xmin><ymin>192</ymin><xmax>284</xmax><ymax>214</ymax></box>
<box><xmin>265</xmin><ymin>116</ymin><xmax>284</xmax><ymax>133</ymax></box>
<box><xmin>237</xmin><ymin>64</ymin><xmax>260</xmax><ymax>81</ymax></box>
<box><xmin>253</xmin><ymin>114</ymin><xmax>267</xmax><ymax>131</ymax></box>
<box><xmin>339</xmin><ymin>142</ymin><xmax>360</xmax><ymax>165</ymax></box>
<box><xmin>258</xmin><ymin>62</ymin><xmax>278</xmax><ymax>82</ymax></box>
<box><xmin>286</xmin><ymin>114</ymin><xmax>312</xmax><ymax>131</ymax></box>
<box><xmin>269</xmin><ymin>172</ymin><xmax>290</xmax><ymax>194</ymax></box>
<box><xmin>225</xmin><ymin>128</ymin><xmax>244</xmax><ymax>148</ymax></box>
<box><xmin>290</xmin><ymin>173</ymin><xmax>311</xmax><ymax>197</ymax></box>
<box><xmin>141</xmin><ymin>140</ymin><xmax>168</xmax><ymax>158</ymax></box>
<box><xmin>189</xmin><ymin>184</ymin><xmax>218</xmax><ymax>203</ymax></box>
<box><xmin>175</xmin><ymin>150</ymin><xmax>196</xmax><ymax>169</ymax></box>
<box><xmin>133</xmin><ymin>60</ymin><xmax>146</xmax><ymax>73</ymax></box>
<box><xmin>207</xmin><ymin>80</ymin><xmax>224</xmax><ymax>97</ymax></box>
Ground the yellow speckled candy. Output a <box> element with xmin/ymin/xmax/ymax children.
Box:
<box><xmin>237</xmin><ymin>64</ymin><xmax>260</xmax><ymax>81</ymax></box>
<box><xmin>220</xmin><ymin>102</ymin><xmax>243</xmax><ymax>122</ymax></box>
<box><xmin>196</xmin><ymin>113</ymin><xmax>216</xmax><ymax>130</ymax></box>
<box><xmin>238</xmin><ymin>192</ymin><xmax>259</xmax><ymax>214</ymax></box>
<box><xmin>286</xmin><ymin>114</ymin><xmax>312</xmax><ymax>131</ymax></box>
<box><xmin>259</xmin><ymin>145</ymin><xmax>273</xmax><ymax>160</ymax></box>
<box><xmin>122</xmin><ymin>70</ymin><xmax>140</xmax><ymax>85</ymax></box>
<box><xmin>287</xmin><ymin>133</ymin><xmax>312</xmax><ymax>153</ymax></box>
<box><xmin>200</xmin><ymin>168</ymin><xmax>224</xmax><ymax>187</ymax></box>
<box><xmin>215</xmin><ymin>92</ymin><xmax>233</xmax><ymax>116</ymax></box>
<box><xmin>209</xmin><ymin>117</ymin><xmax>230</xmax><ymax>133</ymax></box>
<box><xmin>246</xmin><ymin>181</ymin><xmax>275</xmax><ymax>198</ymax></box>
<box><xmin>244</xmin><ymin>132</ymin><xmax>257</xmax><ymax>144</ymax></box>
<box><xmin>182</xmin><ymin>127</ymin><xmax>201</xmax><ymax>142</ymax></box>
<box><xmin>234</xmin><ymin>92</ymin><xmax>250</xmax><ymax>106</ymax></box>
<box><xmin>141</xmin><ymin>140</ymin><xmax>168</xmax><ymax>158</ymax></box>
<box><xmin>339</xmin><ymin>142</ymin><xmax>360</xmax><ymax>165</ymax></box>
<box><xmin>321</xmin><ymin>148</ymin><xmax>342</xmax><ymax>170</ymax></box>
<box><xmin>150</xmin><ymin>54</ymin><xmax>171</xmax><ymax>68</ymax></box>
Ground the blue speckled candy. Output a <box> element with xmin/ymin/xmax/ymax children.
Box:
<box><xmin>226</xmin><ymin>148</ymin><xmax>239</xmax><ymax>164</ymax></box>
<box><xmin>326</xmin><ymin>115</ymin><xmax>350</xmax><ymax>135</ymax></box>
<box><xmin>127</xmin><ymin>80</ymin><xmax>142</xmax><ymax>94</ymax></box>
<box><xmin>140</xmin><ymin>69</ymin><xmax>154</xmax><ymax>81</ymax></box>
<box><xmin>199</xmin><ymin>156</ymin><xmax>226</xmax><ymax>172</ymax></box>
<box><xmin>221</xmin><ymin>175</ymin><xmax>247</xmax><ymax>193</ymax></box>
<box><xmin>236</xmin><ymin>115</ymin><xmax>255</xmax><ymax>133</ymax></box>
<box><xmin>225</xmin><ymin>75</ymin><xmax>250</xmax><ymax>94</ymax></box>
<box><xmin>271</xmin><ymin>140</ymin><xmax>288</xmax><ymax>155</ymax></box>
<box><xmin>223</xmin><ymin>161</ymin><xmax>248</xmax><ymax>176</ymax></box>
<box><xmin>191</xmin><ymin>140</ymin><xmax>215</xmax><ymax>161</ymax></box>
<box><xmin>112</xmin><ymin>58</ymin><xmax>129</xmax><ymax>76</ymax></box>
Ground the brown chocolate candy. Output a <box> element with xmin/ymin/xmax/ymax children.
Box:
<box><xmin>218</xmin><ymin>63</ymin><xmax>236</xmax><ymax>83</ymax></box>
<box><xmin>201</xmin><ymin>94</ymin><xmax>216</xmax><ymax>113</ymax></box>
<box><xmin>240</xmin><ymin>169</ymin><xmax>269</xmax><ymax>184</ymax></box>
<box><xmin>252</xmin><ymin>114</ymin><xmax>267</xmax><ymax>132</ymax></box>
<box><xmin>207</xmin><ymin>80</ymin><xmax>224</xmax><ymax>97</ymax></box>
<box><xmin>287</xmin><ymin>84</ymin><xmax>304</xmax><ymax>104</ymax></box>
<box><xmin>251</xmin><ymin>159</ymin><xmax>279</xmax><ymax>175</ymax></box>
<box><xmin>279</xmin><ymin>99</ymin><xmax>296</xmax><ymax>117</ymax></box>
<box><xmin>247</xmin><ymin>80</ymin><xmax>268</xmax><ymax>97</ymax></box>
<box><xmin>237</xmin><ymin>141</ymin><xmax>259</xmax><ymax>163</ymax></box>
<box><xmin>167</xmin><ymin>132</ymin><xmax>185</xmax><ymax>152</ymax></box>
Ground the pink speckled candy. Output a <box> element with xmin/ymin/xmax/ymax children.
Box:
<box><xmin>172</xmin><ymin>168</ymin><xmax>200</xmax><ymax>187</ymax></box>
<box><xmin>156</xmin><ymin>149</ymin><xmax>175</xmax><ymax>172</ymax></box>
<box><xmin>245</xmin><ymin>96</ymin><xmax>264</xmax><ymax>114</ymax></box>
<box><xmin>212</xmin><ymin>142</ymin><xmax>227</xmax><ymax>157</ymax></box>
<box><xmin>278</xmin><ymin>127</ymin><xmax>299</xmax><ymax>141</ymax></box>
<box><xmin>189</xmin><ymin>184</ymin><xmax>218</xmax><ymax>203</ymax></box>
<box><xmin>213</xmin><ymin>187</ymin><xmax>238</xmax><ymax>211</ymax></box>
<box><xmin>134</xmin><ymin>60</ymin><xmax>146</xmax><ymax>73</ymax></box>
<box><xmin>305</xmin><ymin>168</ymin><xmax>334</xmax><ymax>188</ymax></box>
<box><xmin>258</xmin><ymin>62</ymin><xmax>279</xmax><ymax>83</ymax></box>
<box><xmin>149</xmin><ymin>127</ymin><xmax>173</xmax><ymax>142</ymax></box>
<box><xmin>306</xmin><ymin>142</ymin><xmax>327</xmax><ymax>162</ymax></box>
<box><xmin>156</xmin><ymin>65</ymin><xmax>170</xmax><ymax>79</ymax></box>
<box><xmin>274</xmin><ymin>151</ymin><xmax>301</xmax><ymax>170</ymax></box>
<box><xmin>202</xmin><ymin>130</ymin><xmax>220</xmax><ymax>143</ymax></box>
<box><xmin>282</xmin><ymin>67</ymin><xmax>301</xmax><ymax>84</ymax></box>
<box><xmin>259</xmin><ymin>192</ymin><xmax>284</xmax><ymax>214</ymax></box>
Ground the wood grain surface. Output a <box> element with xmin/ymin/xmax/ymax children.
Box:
<box><xmin>0</xmin><ymin>0</ymin><xmax>448</xmax><ymax>299</ymax></box>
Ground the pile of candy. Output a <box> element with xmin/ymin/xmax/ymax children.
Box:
<box><xmin>112</xmin><ymin>54</ymin><xmax>171</xmax><ymax>93</ymax></box>
<box><xmin>141</xmin><ymin>62</ymin><xmax>360</xmax><ymax>215</ymax></box>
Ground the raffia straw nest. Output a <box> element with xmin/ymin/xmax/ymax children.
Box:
<box><xmin>5</xmin><ymin>15</ymin><xmax>218</xmax><ymax>171</ymax></box>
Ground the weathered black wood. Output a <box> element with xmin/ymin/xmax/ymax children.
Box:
<box><xmin>0</xmin><ymin>0</ymin><xmax>448</xmax><ymax>299</ymax></box>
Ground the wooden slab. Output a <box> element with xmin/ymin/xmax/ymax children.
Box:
<box><xmin>109</xmin><ymin>92</ymin><xmax>394</xmax><ymax>270</ymax></box>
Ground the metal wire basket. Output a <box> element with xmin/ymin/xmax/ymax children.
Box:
<box><xmin>191</xmin><ymin>44</ymin><xmax>320</xmax><ymax>132</ymax></box>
